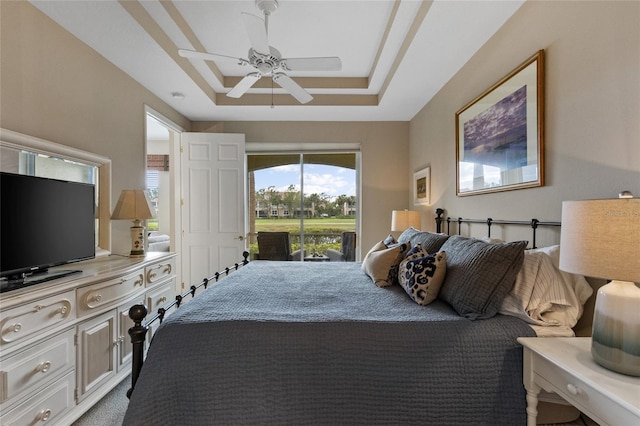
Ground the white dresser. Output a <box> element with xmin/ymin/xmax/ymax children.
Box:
<box><xmin>518</xmin><ymin>337</ymin><xmax>640</xmax><ymax>426</ymax></box>
<box><xmin>0</xmin><ymin>252</ymin><xmax>176</xmax><ymax>426</ymax></box>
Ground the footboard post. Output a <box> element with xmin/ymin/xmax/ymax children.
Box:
<box><xmin>127</xmin><ymin>304</ymin><xmax>148</xmax><ymax>399</ymax></box>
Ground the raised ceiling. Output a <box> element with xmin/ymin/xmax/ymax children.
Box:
<box><xmin>29</xmin><ymin>0</ymin><xmax>525</xmax><ymax>122</ymax></box>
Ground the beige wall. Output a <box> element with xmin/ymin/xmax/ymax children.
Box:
<box><xmin>0</xmin><ymin>1</ymin><xmax>190</xmax><ymax>254</ymax></box>
<box><xmin>410</xmin><ymin>0</ymin><xmax>640</xmax><ymax>244</ymax></box>
<box><xmin>0</xmin><ymin>2</ymin><xmax>410</xmax><ymax>256</ymax></box>
<box><xmin>222</xmin><ymin>121</ymin><xmax>410</xmax><ymax>253</ymax></box>
<box><xmin>8</xmin><ymin>1</ymin><xmax>633</xmax><ymax>254</ymax></box>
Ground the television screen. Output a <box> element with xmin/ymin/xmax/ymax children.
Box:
<box><xmin>1</xmin><ymin>172</ymin><xmax>95</xmax><ymax>289</ymax></box>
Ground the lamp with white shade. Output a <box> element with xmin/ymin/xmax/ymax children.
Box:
<box><xmin>391</xmin><ymin>210</ymin><xmax>421</xmax><ymax>232</ymax></box>
<box><xmin>111</xmin><ymin>189</ymin><xmax>156</xmax><ymax>257</ymax></box>
<box><xmin>559</xmin><ymin>192</ymin><xmax>640</xmax><ymax>376</ymax></box>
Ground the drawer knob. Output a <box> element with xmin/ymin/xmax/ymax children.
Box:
<box><xmin>37</xmin><ymin>408</ymin><xmax>52</xmax><ymax>422</ymax></box>
<box><xmin>37</xmin><ymin>361</ymin><xmax>52</xmax><ymax>373</ymax></box>
<box><xmin>10</xmin><ymin>323</ymin><xmax>22</xmax><ymax>333</ymax></box>
<box><xmin>91</xmin><ymin>294</ymin><xmax>102</xmax><ymax>303</ymax></box>
<box><xmin>566</xmin><ymin>383</ymin><xmax>581</xmax><ymax>396</ymax></box>
<box><xmin>56</xmin><ymin>305</ymin><xmax>68</xmax><ymax>315</ymax></box>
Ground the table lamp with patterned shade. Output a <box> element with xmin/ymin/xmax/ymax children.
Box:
<box><xmin>391</xmin><ymin>209</ymin><xmax>421</xmax><ymax>232</ymax></box>
<box><xmin>559</xmin><ymin>192</ymin><xmax>640</xmax><ymax>376</ymax></box>
<box><xmin>111</xmin><ymin>189</ymin><xmax>156</xmax><ymax>257</ymax></box>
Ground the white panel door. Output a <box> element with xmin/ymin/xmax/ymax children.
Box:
<box><xmin>181</xmin><ymin>133</ymin><xmax>246</xmax><ymax>290</ymax></box>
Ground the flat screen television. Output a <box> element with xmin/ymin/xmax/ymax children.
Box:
<box><xmin>1</xmin><ymin>172</ymin><xmax>96</xmax><ymax>292</ymax></box>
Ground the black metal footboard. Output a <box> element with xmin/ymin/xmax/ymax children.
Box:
<box><xmin>126</xmin><ymin>251</ymin><xmax>250</xmax><ymax>398</ymax></box>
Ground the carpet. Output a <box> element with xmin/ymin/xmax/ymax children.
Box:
<box><xmin>72</xmin><ymin>377</ymin><xmax>129</xmax><ymax>426</ymax></box>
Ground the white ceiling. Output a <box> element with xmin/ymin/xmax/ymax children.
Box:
<box><xmin>30</xmin><ymin>0</ymin><xmax>524</xmax><ymax>122</ymax></box>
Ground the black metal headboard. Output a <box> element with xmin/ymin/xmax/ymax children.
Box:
<box><xmin>434</xmin><ymin>208</ymin><xmax>560</xmax><ymax>249</ymax></box>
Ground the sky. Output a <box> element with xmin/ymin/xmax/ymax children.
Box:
<box><xmin>254</xmin><ymin>164</ymin><xmax>356</xmax><ymax>198</ymax></box>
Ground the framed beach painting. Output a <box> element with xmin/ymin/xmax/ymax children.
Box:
<box><xmin>413</xmin><ymin>167</ymin><xmax>430</xmax><ymax>205</ymax></box>
<box><xmin>455</xmin><ymin>50</ymin><xmax>545</xmax><ymax>196</ymax></box>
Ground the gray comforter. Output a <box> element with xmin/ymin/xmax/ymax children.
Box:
<box><xmin>124</xmin><ymin>261</ymin><xmax>535</xmax><ymax>425</ymax></box>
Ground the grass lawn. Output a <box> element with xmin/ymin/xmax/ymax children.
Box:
<box><xmin>252</xmin><ymin>218</ymin><xmax>356</xmax><ymax>257</ymax></box>
<box><xmin>255</xmin><ymin>218</ymin><xmax>355</xmax><ymax>233</ymax></box>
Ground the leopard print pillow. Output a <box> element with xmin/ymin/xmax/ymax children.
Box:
<box><xmin>398</xmin><ymin>246</ymin><xmax>447</xmax><ymax>306</ymax></box>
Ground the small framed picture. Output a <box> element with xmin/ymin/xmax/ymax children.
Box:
<box><xmin>413</xmin><ymin>167</ymin><xmax>430</xmax><ymax>205</ymax></box>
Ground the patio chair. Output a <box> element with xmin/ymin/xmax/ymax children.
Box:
<box><xmin>256</xmin><ymin>232</ymin><xmax>291</xmax><ymax>261</ymax></box>
<box><xmin>327</xmin><ymin>231</ymin><xmax>356</xmax><ymax>262</ymax></box>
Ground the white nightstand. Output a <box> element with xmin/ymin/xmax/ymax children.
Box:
<box><xmin>518</xmin><ymin>337</ymin><xmax>640</xmax><ymax>426</ymax></box>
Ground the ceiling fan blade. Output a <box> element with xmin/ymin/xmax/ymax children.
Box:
<box><xmin>178</xmin><ymin>49</ymin><xmax>247</xmax><ymax>64</ymax></box>
<box><xmin>227</xmin><ymin>73</ymin><xmax>261</xmax><ymax>98</ymax></box>
<box><xmin>282</xmin><ymin>57</ymin><xmax>342</xmax><ymax>72</ymax></box>
<box><xmin>241</xmin><ymin>12</ymin><xmax>270</xmax><ymax>55</ymax></box>
<box><xmin>273</xmin><ymin>73</ymin><xmax>313</xmax><ymax>104</ymax></box>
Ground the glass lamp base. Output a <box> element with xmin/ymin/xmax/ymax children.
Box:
<box><xmin>591</xmin><ymin>280</ymin><xmax>640</xmax><ymax>376</ymax></box>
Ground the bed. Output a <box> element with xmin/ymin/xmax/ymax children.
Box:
<box><xmin>123</xmin><ymin>212</ymin><xmax>594</xmax><ymax>425</ymax></box>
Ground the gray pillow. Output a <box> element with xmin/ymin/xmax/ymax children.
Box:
<box><xmin>409</xmin><ymin>232</ymin><xmax>449</xmax><ymax>254</ymax></box>
<box><xmin>397</xmin><ymin>226</ymin><xmax>420</xmax><ymax>244</ymax></box>
<box><xmin>397</xmin><ymin>227</ymin><xmax>449</xmax><ymax>254</ymax></box>
<box><xmin>438</xmin><ymin>235</ymin><xmax>527</xmax><ymax>320</ymax></box>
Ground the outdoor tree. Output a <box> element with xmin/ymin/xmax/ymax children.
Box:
<box><xmin>266</xmin><ymin>186</ymin><xmax>282</xmax><ymax>218</ymax></box>
<box><xmin>283</xmin><ymin>184</ymin><xmax>300</xmax><ymax>218</ymax></box>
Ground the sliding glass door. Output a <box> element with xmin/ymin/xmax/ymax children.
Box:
<box><xmin>247</xmin><ymin>152</ymin><xmax>358</xmax><ymax>261</ymax></box>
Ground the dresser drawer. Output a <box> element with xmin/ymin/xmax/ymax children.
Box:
<box><xmin>145</xmin><ymin>258</ymin><xmax>175</xmax><ymax>287</ymax></box>
<box><xmin>535</xmin><ymin>355</ymin><xmax>638</xmax><ymax>425</ymax></box>
<box><xmin>0</xmin><ymin>290</ymin><xmax>74</xmax><ymax>347</ymax></box>
<box><xmin>145</xmin><ymin>280</ymin><xmax>175</xmax><ymax>339</ymax></box>
<box><xmin>0</xmin><ymin>370</ymin><xmax>74</xmax><ymax>426</ymax></box>
<box><xmin>146</xmin><ymin>280</ymin><xmax>175</xmax><ymax>314</ymax></box>
<box><xmin>77</xmin><ymin>270</ymin><xmax>145</xmax><ymax>316</ymax></box>
<box><xmin>0</xmin><ymin>329</ymin><xmax>74</xmax><ymax>404</ymax></box>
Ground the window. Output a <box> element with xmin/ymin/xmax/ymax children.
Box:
<box><xmin>247</xmin><ymin>151</ymin><xmax>359</xmax><ymax>261</ymax></box>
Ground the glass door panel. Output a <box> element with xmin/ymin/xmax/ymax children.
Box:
<box><xmin>247</xmin><ymin>152</ymin><xmax>357</xmax><ymax>261</ymax></box>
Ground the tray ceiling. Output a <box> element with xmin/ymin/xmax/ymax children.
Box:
<box><xmin>30</xmin><ymin>0</ymin><xmax>525</xmax><ymax>121</ymax></box>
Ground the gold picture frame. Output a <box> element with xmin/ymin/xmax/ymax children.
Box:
<box><xmin>455</xmin><ymin>50</ymin><xmax>545</xmax><ymax>196</ymax></box>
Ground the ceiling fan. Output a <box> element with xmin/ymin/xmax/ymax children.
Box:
<box><xmin>178</xmin><ymin>0</ymin><xmax>342</xmax><ymax>104</ymax></box>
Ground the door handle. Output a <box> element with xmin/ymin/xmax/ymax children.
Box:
<box><xmin>236</xmin><ymin>235</ymin><xmax>244</xmax><ymax>241</ymax></box>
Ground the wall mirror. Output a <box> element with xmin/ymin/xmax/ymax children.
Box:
<box><xmin>0</xmin><ymin>129</ymin><xmax>112</xmax><ymax>253</ymax></box>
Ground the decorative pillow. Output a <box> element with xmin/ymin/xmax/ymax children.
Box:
<box><xmin>438</xmin><ymin>235</ymin><xmax>527</xmax><ymax>320</ymax></box>
<box><xmin>398</xmin><ymin>246</ymin><xmax>447</xmax><ymax>306</ymax></box>
<box><xmin>403</xmin><ymin>243</ymin><xmax>429</xmax><ymax>260</ymax></box>
<box><xmin>362</xmin><ymin>241</ymin><xmax>387</xmax><ymax>260</ymax></box>
<box><xmin>409</xmin><ymin>231</ymin><xmax>450</xmax><ymax>254</ymax></box>
<box><xmin>361</xmin><ymin>241</ymin><xmax>410</xmax><ymax>287</ymax></box>
<box><xmin>383</xmin><ymin>234</ymin><xmax>396</xmax><ymax>246</ymax></box>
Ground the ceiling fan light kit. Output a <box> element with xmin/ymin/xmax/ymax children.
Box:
<box><xmin>178</xmin><ymin>0</ymin><xmax>341</xmax><ymax>104</ymax></box>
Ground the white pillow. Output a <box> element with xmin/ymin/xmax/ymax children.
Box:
<box><xmin>500</xmin><ymin>245</ymin><xmax>593</xmax><ymax>329</ymax></box>
<box><xmin>361</xmin><ymin>241</ymin><xmax>410</xmax><ymax>287</ymax></box>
